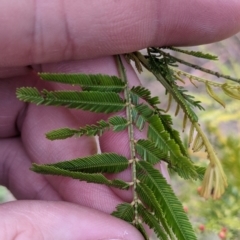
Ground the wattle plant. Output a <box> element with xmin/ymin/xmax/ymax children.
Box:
<box><xmin>16</xmin><ymin>47</ymin><xmax>240</xmax><ymax>240</ymax></box>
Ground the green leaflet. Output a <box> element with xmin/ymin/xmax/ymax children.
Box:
<box><xmin>137</xmin><ymin>183</ymin><xmax>173</xmax><ymax>239</ymax></box>
<box><xmin>39</xmin><ymin>73</ymin><xmax>125</xmax><ymax>93</ymax></box>
<box><xmin>130</xmin><ymin>86</ymin><xmax>160</xmax><ymax>107</ymax></box>
<box><xmin>31</xmin><ymin>164</ymin><xmax>129</xmax><ymax>189</ymax></box>
<box><xmin>138</xmin><ymin>204</ymin><xmax>169</xmax><ymax>240</ymax></box>
<box><xmin>194</xmin><ymin>166</ymin><xmax>206</xmax><ymax>181</ymax></box>
<box><xmin>46</xmin><ymin>120</ymin><xmax>110</xmax><ymax>140</ymax></box>
<box><xmin>135</xmin><ymin>139</ymin><xmax>169</xmax><ymax>165</ymax></box>
<box><xmin>167</xmin><ymin>47</ymin><xmax>218</xmax><ymax>60</ymax></box>
<box><xmin>35</xmin><ymin>153</ymin><xmax>129</xmax><ymax>173</ymax></box>
<box><xmin>158</xmin><ymin>112</ymin><xmax>189</xmax><ymax>157</ymax></box>
<box><xmin>111</xmin><ymin>203</ymin><xmax>134</xmax><ymax>223</ymax></box>
<box><xmin>134</xmin><ymin>104</ymin><xmax>198</xmax><ymax>180</ymax></box>
<box><xmin>16</xmin><ymin>88</ymin><xmax>125</xmax><ymax>113</ymax></box>
<box><xmin>137</xmin><ymin>161</ymin><xmax>197</xmax><ymax>240</ymax></box>
<box><xmin>108</xmin><ymin>116</ymin><xmax>129</xmax><ymax>131</ymax></box>
<box><xmin>46</xmin><ymin>116</ymin><xmax>128</xmax><ymax>140</ymax></box>
<box><xmin>46</xmin><ymin>128</ymin><xmax>80</xmax><ymax>140</ymax></box>
<box><xmin>135</xmin><ymin>223</ymin><xmax>149</xmax><ymax>240</ymax></box>
<box><xmin>147</xmin><ymin>52</ymin><xmax>199</xmax><ymax>122</ymax></box>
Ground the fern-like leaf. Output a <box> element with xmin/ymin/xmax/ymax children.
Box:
<box><xmin>38</xmin><ymin>73</ymin><xmax>125</xmax><ymax>92</ymax></box>
<box><xmin>31</xmin><ymin>164</ymin><xmax>129</xmax><ymax>189</ymax></box>
<box><xmin>137</xmin><ymin>161</ymin><xmax>197</xmax><ymax>240</ymax></box>
<box><xmin>16</xmin><ymin>88</ymin><xmax>125</xmax><ymax>113</ymax></box>
<box><xmin>138</xmin><ymin>204</ymin><xmax>169</xmax><ymax>240</ymax></box>
<box><xmin>46</xmin><ymin>116</ymin><xmax>128</xmax><ymax>140</ymax></box>
<box><xmin>135</xmin><ymin>104</ymin><xmax>198</xmax><ymax>180</ymax></box>
<box><xmin>137</xmin><ymin>183</ymin><xmax>173</xmax><ymax>238</ymax></box>
<box><xmin>159</xmin><ymin>113</ymin><xmax>189</xmax><ymax>157</ymax></box>
<box><xmin>167</xmin><ymin>47</ymin><xmax>218</xmax><ymax>60</ymax></box>
<box><xmin>37</xmin><ymin>153</ymin><xmax>129</xmax><ymax>173</ymax></box>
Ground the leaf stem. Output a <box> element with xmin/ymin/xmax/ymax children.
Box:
<box><xmin>115</xmin><ymin>55</ymin><xmax>139</xmax><ymax>224</ymax></box>
<box><xmin>154</xmin><ymin>48</ymin><xmax>240</xmax><ymax>84</ymax></box>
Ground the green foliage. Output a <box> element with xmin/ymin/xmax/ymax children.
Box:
<box><xmin>16</xmin><ymin>88</ymin><xmax>125</xmax><ymax>113</ymax></box>
<box><xmin>46</xmin><ymin>116</ymin><xmax>128</xmax><ymax>140</ymax></box>
<box><xmin>16</xmin><ymin>44</ymin><xmax>240</xmax><ymax>239</ymax></box>
<box><xmin>39</xmin><ymin>72</ymin><xmax>125</xmax><ymax>92</ymax></box>
<box><xmin>33</xmin><ymin>153</ymin><xmax>129</xmax><ymax>173</ymax></box>
<box><xmin>166</xmin><ymin>47</ymin><xmax>218</xmax><ymax>60</ymax></box>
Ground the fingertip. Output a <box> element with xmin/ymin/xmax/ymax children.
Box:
<box><xmin>0</xmin><ymin>201</ymin><xmax>144</xmax><ymax>240</ymax></box>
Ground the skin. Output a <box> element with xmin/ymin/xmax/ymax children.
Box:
<box><xmin>0</xmin><ymin>0</ymin><xmax>240</xmax><ymax>239</ymax></box>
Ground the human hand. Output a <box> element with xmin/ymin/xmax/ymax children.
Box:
<box><xmin>1</xmin><ymin>1</ymin><xmax>240</xmax><ymax>239</ymax></box>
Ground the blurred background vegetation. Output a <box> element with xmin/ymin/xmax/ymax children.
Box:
<box><xmin>1</xmin><ymin>33</ymin><xmax>240</xmax><ymax>240</ymax></box>
<box><xmin>140</xmin><ymin>33</ymin><xmax>240</xmax><ymax>240</ymax></box>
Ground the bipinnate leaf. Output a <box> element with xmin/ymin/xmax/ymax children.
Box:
<box><xmin>16</xmin><ymin>88</ymin><xmax>125</xmax><ymax>113</ymax></box>
<box><xmin>138</xmin><ymin>204</ymin><xmax>169</xmax><ymax>240</ymax></box>
<box><xmin>111</xmin><ymin>203</ymin><xmax>134</xmax><ymax>223</ymax></box>
<box><xmin>31</xmin><ymin>164</ymin><xmax>129</xmax><ymax>189</ymax></box>
<box><xmin>136</xmin><ymin>161</ymin><xmax>197</xmax><ymax>240</ymax></box>
<box><xmin>38</xmin><ymin>73</ymin><xmax>125</xmax><ymax>92</ymax></box>
<box><xmin>36</xmin><ymin>153</ymin><xmax>129</xmax><ymax>173</ymax></box>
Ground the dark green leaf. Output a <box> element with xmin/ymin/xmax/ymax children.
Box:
<box><xmin>112</xmin><ymin>203</ymin><xmax>134</xmax><ymax>223</ymax></box>
<box><xmin>137</xmin><ymin>183</ymin><xmax>173</xmax><ymax>238</ymax></box>
<box><xmin>138</xmin><ymin>204</ymin><xmax>169</xmax><ymax>240</ymax></box>
<box><xmin>135</xmin><ymin>223</ymin><xmax>149</xmax><ymax>240</ymax></box>
<box><xmin>167</xmin><ymin>47</ymin><xmax>218</xmax><ymax>60</ymax></box>
<box><xmin>137</xmin><ymin>161</ymin><xmax>197</xmax><ymax>240</ymax></box>
<box><xmin>135</xmin><ymin>139</ymin><xmax>169</xmax><ymax>165</ymax></box>
<box><xmin>194</xmin><ymin>166</ymin><xmax>206</xmax><ymax>181</ymax></box>
<box><xmin>31</xmin><ymin>164</ymin><xmax>129</xmax><ymax>189</ymax></box>
<box><xmin>135</xmin><ymin>104</ymin><xmax>197</xmax><ymax>180</ymax></box>
<box><xmin>35</xmin><ymin>153</ymin><xmax>129</xmax><ymax>173</ymax></box>
<box><xmin>130</xmin><ymin>86</ymin><xmax>160</xmax><ymax>107</ymax></box>
<box><xmin>109</xmin><ymin>116</ymin><xmax>128</xmax><ymax>132</ymax></box>
<box><xmin>17</xmin><ymin>88</ymin><xmax>125</xmax><ymax>113</ymax></box>
<box><xmin>38</xmin><ymin>73</ymin><xmax>125</xmax><ymax>92</ymax></box>
<box><xmin>46</xmin><ymin>128</ymin><xmax>80</xmax><ymax>140</ymax></box>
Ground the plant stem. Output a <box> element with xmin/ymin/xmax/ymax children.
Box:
<box><xmin>115</xmin><ymin>55</ymin><xmax>139</xmax><ymax>224</ymax></box>
<box><xmin>154</xmin><ymin>48</ymin><xmax>240</xmax><ymax>84</ymax></box>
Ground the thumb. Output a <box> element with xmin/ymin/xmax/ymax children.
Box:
<box><xmin>0</xmin><ymin>200</ymin><xmax>144</xmax><ymax>240</ymax></box>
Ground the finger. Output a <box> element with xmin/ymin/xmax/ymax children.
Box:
<box><xmin>0</xmin><ymin>138</ymin><xmax>61</xmax><ymax>201</ymax></box>
<box><xmin>0</xmin><ymin>56</ymin><xmax>128</xmax><ymax>212</ymax></box>
<box><xmin>1</xmin><ymin>0</ymin><xmax>240</xmax><ymax>67</ymax></box>
<box><xmin>0</xmin><ymin>201</ymin><xmax>144</xmax><ymax>240</ymax></box>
